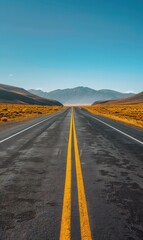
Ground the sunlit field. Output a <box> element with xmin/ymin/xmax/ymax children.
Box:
<box><xmin>84</xmin><ymin>104</ymin><xmax>143</xmax><ymax>128</ymax></box>
<box><xmin>0</xmin><ymin>104</ymin><xmax>63</xmax><ymax>123</ymax></box>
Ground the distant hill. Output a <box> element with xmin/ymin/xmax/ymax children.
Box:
<box><xmin>93</xmin><ymin>91</ymin><xmax>143</xmax><ymax>105</ymax></box>
<box><xmin>29</xmin><ymin>87</ymin><xmax>134</xmax><ymax>105</ymax></box>
<box><xmin>0</xmin><ymin>83</ymin><xmax>62</xmax><ymax>106</ymax></box>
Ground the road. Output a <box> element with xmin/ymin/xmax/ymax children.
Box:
<box><xmin>0</xmin><ymin>107</ymin><xmax>143</xmax><ymax>240</ymax></box>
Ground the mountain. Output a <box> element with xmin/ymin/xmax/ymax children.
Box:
<box><xmin>29</xmin><ymin>87</ymin><xmax>134</xmax><ymax>105</ymax></box>
<box><xmin>0</xmin><ymin>83</ymin><xmax>62</xmax><ymax>106</ymax></box>
<box><xmin>93</xmin><ymin>91</ymin><xmax>143</xmax><ymax>105</ymax></box>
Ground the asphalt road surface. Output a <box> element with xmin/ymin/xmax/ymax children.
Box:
<box><xmin>0</xmin><ymin>107</ymin><xmax>143</xmax><ymax>240</ymax></box>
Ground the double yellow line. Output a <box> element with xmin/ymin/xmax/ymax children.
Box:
<box><xmin>60</xmin><ymin>109</ymin><xmax>92</xmax><ymax>240</ymax></box>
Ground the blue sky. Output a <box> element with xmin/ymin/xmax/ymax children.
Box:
<box><xmin>0</xmin><ymin>0</ymin><xmax>143</xmax><ymax>92</ymax></box>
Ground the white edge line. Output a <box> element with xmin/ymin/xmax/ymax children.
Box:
<box><xmin>0</xmin><ymin>111</ymin><xmax>63</xmax><ymax>144</ymax></box>
<box><xmin>86</xmin><ymin>113</ymin><xmax>143</xmax><ymax>145</ymax></box>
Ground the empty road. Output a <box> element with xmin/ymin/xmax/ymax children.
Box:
<box><xmin>0</xmin><ymin>107</ymin><xmax>143</xmax><ymax>240</ymax></box>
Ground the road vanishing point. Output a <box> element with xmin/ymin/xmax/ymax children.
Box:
<box><xmin>0</xmin><ymin>107</ymin><xmax>143</xmax><ymax>240</ymax></box>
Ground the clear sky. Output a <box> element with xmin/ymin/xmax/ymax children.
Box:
<box><xmin>0</xmin><ymin>0</ymin><xmax>143</xmax><ymax>92</ymax></box>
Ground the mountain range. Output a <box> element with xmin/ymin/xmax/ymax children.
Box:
<box><xmin>0</xmin><ymin>83</ymin><xmax>62</xmax><ymax>106</ymax></box>
<box><xmin>29</xmin><ymin>87</ymin><xmax>134</xmax><ymax>105</ymax></box>
<box><xmin>93</xmin><ymin>91</ymin><xmax>143</xmax><ymax>105</ymax></box>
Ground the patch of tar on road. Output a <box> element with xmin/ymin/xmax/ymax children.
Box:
<box><xmin>16</xmin><ymin>211</ymin><xmax>36</xmax><ymax>223</ymax></box>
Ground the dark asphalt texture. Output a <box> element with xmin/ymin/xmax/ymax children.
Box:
<box><xmin>0</xmin><ymin>107</ymin><xmax>143</xmax><ymax>240</ymax></box>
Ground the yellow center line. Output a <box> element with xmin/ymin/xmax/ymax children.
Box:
<box><xmin>60</xmin><ymin>108</ymin><xmax>92</xmax><ymax>239</ymax></box>
<box><xmin>73</xmin><ymin>110</ymin><xmax>92</xmax><ymax>240</ymax></box>
<box><xmin>60</xmin><ymin>109</ymin><xmax>73</xmax><ymax>240</ymax></box>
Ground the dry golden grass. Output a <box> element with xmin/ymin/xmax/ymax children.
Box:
<box><xmin>84</xmin><ymin>104</ymin><xmax>143</xmax><ymax>128</ymax></box>
<box><xmin>0</xmin><ymin>104</ymin><xmax>63</xmax><ymax>124</ymax></box>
